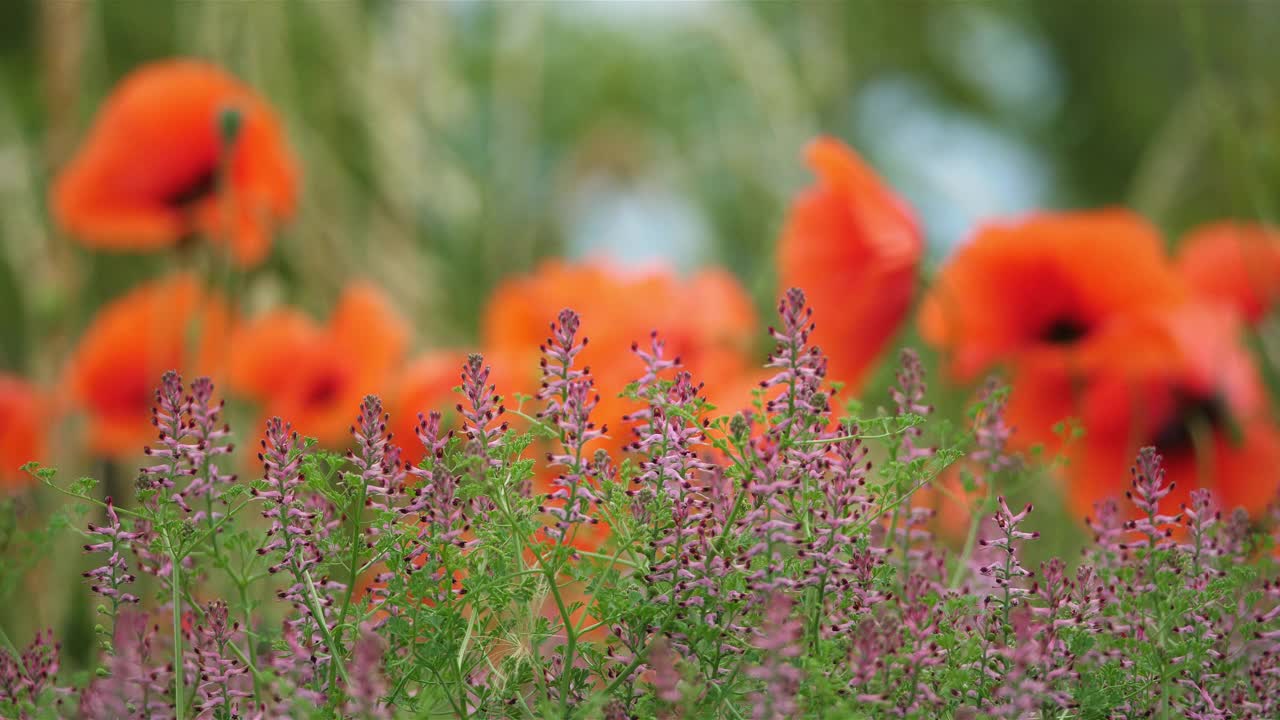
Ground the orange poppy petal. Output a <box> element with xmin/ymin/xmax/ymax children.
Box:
<box><xmin>330</xmin><ymin>283</ymin><xmax>411</xmax><ymax>389</ymax></box>
<box><xmin>1176</xmin><ymin>221</ymin><xmax>1280</xmax><ymax>324</ymax></box>
<box><xmin>234</xmin><ymin>283</ymin><xmax>410</xmax><ymax>449</ymax></box>
<box><xmin>482</xmin><ymin>259</ymin><xmax>757</xmax><ymax>402</ymax></box>
<box><xmin>0</xmin><ymin>375</ymin><xmax>46</xmax><ymax>491</ymax></box>
<box><xmin>687</xmin><ymin>268</ymin><xmax>758</xmax><ymax>350</ymax></box>
<box><xmin>779</xmin><ymin>137</ymin><xmax>922</xmax><ymax>391</ymax></box>
<box><xmin>229</xmin><ymin>309</ymin><xmax>324</xmax><ymax>399</ymax></box>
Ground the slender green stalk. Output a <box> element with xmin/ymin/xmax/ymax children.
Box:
<box><xmin>235</xmin><ymin>571</ymin><xmax>263</xmax><ymax>706</ymax></box>
<box><xmin>39</xmin><ymin>477</ymin><xmax>145</xmax><ymax>518</ymax></box>
<box><xmin>949</xmin><ymin>493</ymin><xmax>994</xmax><ymax>591</ymax></box>
<box><xmin>225</xmin><ymin>635</ymin><xmax>271</xmax><ymax>690</ymax></box>
<box><xmin>303</xmin><ymin>570</ymin><xmax>351</xmax><ymax>685</ymax></box>
<box><xmin>797</xmin><ymin>426</ymin><xmax>906</xmax><ymax>444</ymax></box>
<box><xmin>999</xmin><ymin>523</ymin><xmax>1015</xmax><ymax>643</ymax></box>
<box><xmin>170</xmin><ymin>537</ymin><xmax>185</xmax><ymax>720</ymax></box>
<box><xmin>491</xmin><ymin>488</ymin><xmax>554</xmax><ymax>708</ymax></box>
<box><xmin>330</xmin><ymin>478</ymin><xmax>368</xmax><ymax>689</ymax></box>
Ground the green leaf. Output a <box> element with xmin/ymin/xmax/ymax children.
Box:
<box><xmin>69</xmin><ymin>476</ymin><xmax>99</xmax><ymax>496</ymax></box>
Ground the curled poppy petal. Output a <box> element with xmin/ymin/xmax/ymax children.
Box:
<box><xmin>52</xmin><ymin>59</ymin><xmax>297</xmax><ymax>267</ymax></box>
<box><xmin>778</xmin><ymin>137</ymin><xmax>922</xmax><ymax>391</ymax></box>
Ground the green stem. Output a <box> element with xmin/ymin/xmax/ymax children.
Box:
<box><xmin>217</xmin><ymin>636</ymin><xmax>232</xmax><ymax>719</ymax></box>
<box><xmin>303</xmin><ymin>570</ymin><xmax>351</xmax><ymax>686</ymax></box>
<box><xmin>492</xmin><ymin>490</ymin><xmax>553</xmax><ymax>708</ymax></box>
<box><xmin>948</xmin><ymin>494</ymin><xmax>993</xmax><ymax>591</ymax></box>
<box><xmin>898</xmin><ymin>505</ymin><xmax>912</xmax><ymax>586</ymax></box>
<box><xmin>330</xmin><ymin>479</ymin><xmax>368</xmax><ymax>689</ymax></box>
<box><xmin>425</xmin><ymin>666</ymin><xmax>467</xmax><ymax>718</ymax></box>
<box><xmin>182</xmin><ymin>500</ymin><xmax>252</xmax><ymax>556</ymax></box>
<box><xmin>797</xmin><ymin>427</ymin><xmax>905</xmax><ymax>444</ymax></box>
<box><xmin>40</xmin><ymin>478</ymin><xmax>145</xmax><ymax>518</ymax></box>
<box><xmin>853</xmin><ymin>470</ymin><xmax>939</xmax><ymax>537</ymax></box>
<box><xmin>235</xmin><ymin>574</ymin><xmax>263</xmax><ymax>707</ymax></box>
<box><xmin>571</xmin><ymin>548</ymin><xmax>638</xmax><ymax>570</ymax></box>
<box><xmin>600</xmin><ymin>653</ymin><xmax>647</xmax><ymax>697</ymax></box>
<box><xmin>170</xmin><ymin>537</ymin><xmax>186</xmax><ymax>720</ymax></box>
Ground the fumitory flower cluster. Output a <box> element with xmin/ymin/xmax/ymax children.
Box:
<box><xmin>7</xmin><ymin>289</ymin><xmax>1280</xmax><ymax>720</ymax></box>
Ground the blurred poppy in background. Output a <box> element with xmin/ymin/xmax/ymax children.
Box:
<box><xmin>481</xmin><ymin>260</ymin><xmax>760</xmax><ymax>553</ymax></box>
<box><xmin>65</xmin><ymin>273</ymin><xmax>232</xmax><ymax>456</ymax></box>
<box><xmin>52</xmin><ymin>59</ymin><xmax>297</xmax><ymax>267</ymax></box>
<box><xmin>777</xmin><ymin>137</ymin><xmax>922</xmax><ymax>393</ymax></box>
<box><xmin>482</xmin><ymin>259</ymin><xmax>760</xmax><ymax>454</ymax></box>
<box><xmin>918</xmin><ymin>209</ymin><xmax>1187</xmax><ymax>383</ymax></box>
<box><xmin>1176</xmin><ymin>221</ymin><xmax>1280</xmax><ymax>325</ymax></box>
<box><xmin>230</xmin><ymin>283</ymin><xmax>408</xmax><ymax>447</ymax></box>
<box><xmin>1063</xmin><ymin>303</ymin><xmax>1280</xmax><ymax>519</ymax></box>
<box><xmin>999</xmin><ymin>303</ymin><xmax>1198</xmax><ymax>461</ymax></box>
<box><xmin>0</xmin><ymin>375</ymin><xmax>46</xmax><ymax>491</ymax></box>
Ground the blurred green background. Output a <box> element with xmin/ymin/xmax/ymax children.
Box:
<box><xmin>4</xmin><ymin>0</ymin><xmax>1280</xmax><ymax>378</ymax></box>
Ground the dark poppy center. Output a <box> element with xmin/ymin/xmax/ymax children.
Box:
<box><xmin>303</xmin><ymin>373</ymin><xmax>343</xmax><ymax>410</ymax></box>
<box><xmin>1150</xmin><ymin>393</ymin><xmax>1230</xmax><ymax>455</ymax></box>
<box><xmin>133</xmin><ymin>382</ymin><xmax>153</xmax><ymax>414</ymax></box>
<box><xmin>1040</xmin><ymin>317</ymin><xmax>1088</xmax><ymax>345</ymax></box>
<box><xmin>102</xmin><ymin>373</ymin><xmax>156</xmax><ymax>419</ymax></box>
<box><xmin>165</xmin><ymin>167</ymin><xmax>219</xmax><ymax>210</ymax></box>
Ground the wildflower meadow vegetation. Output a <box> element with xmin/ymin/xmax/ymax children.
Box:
<box><xmin>5</xmin><ymin>3</ymin><xmax>1280</xmax><ymax>719</ymax></box>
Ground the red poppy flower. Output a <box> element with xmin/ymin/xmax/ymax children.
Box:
<box><xmin>919</xmin><ymin>209</ymin><xmax>1188</xmax><ymax>382</ymax></box>
<box><xmin>1176</xmin><ymin>221</ymin><xmax>1280</xmax><ymax>324</ymax></box>
<box><xmin>66</xmin><ymin>274</ymin><xmax>232</xmax><ymax>456</ymax></box>
<box><xmin>482</xmin><ymin>260</ymin><xmax>759</xmax><ymax>434</ymax></box>
<box><xmin>52</xmin><ymin>59</ymin><xmax>297</xmax><ymax>267</ymax></box>
<box><xmin>482</xmin><ymin>261</ymin><xmax>760</xmax><ymax>552</ymax></box>
<box><xmin>230</xmin><ymin>283</ymin><xmax>409</xmax><ymax>447</ymax></box>
<box><xmin>778</xmin><ymin>137</ymin><xmax>922</xmax><ymax>392</ymax></box>
<box><xmin>1061</xmin><ymin>304</ymin><xmax>1280</xmax><ymax>519</ymax></box>
<box><xmin>0</xmin><ymin>375</ymin><xmax>46</xmax><ymax>491</ymax></box>
<box><xmin>1000</xmin><ymin>307</ymin><xmax>1195</xmax><ymax>460</ymax></box>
